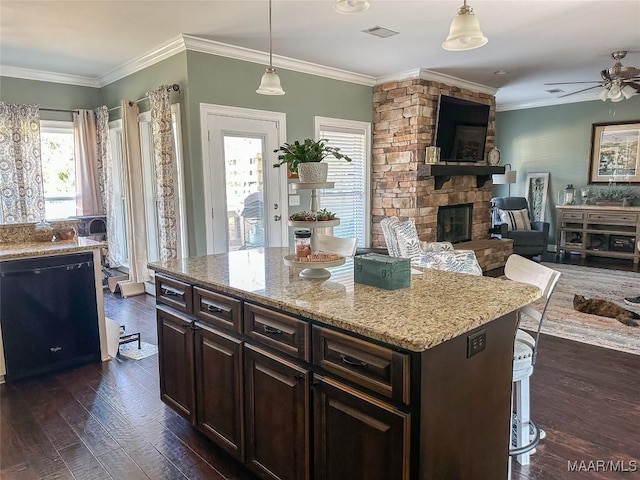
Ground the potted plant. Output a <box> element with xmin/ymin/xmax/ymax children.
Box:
<box><xmin>273</xmin><ymin>138</ymin><xmax>352</xmax><ymax>183</ymax></box>
<box><xmin>591</xmin><ymin>186</ymin><xmax>639</xmax><ymax>206</ymax></box>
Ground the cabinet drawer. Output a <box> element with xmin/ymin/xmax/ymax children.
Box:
<box><xmin>312</xmin><ymin>326</ymin><xmax>410</xmax><ymax>405</ymax></box>
<box><xmin>156</xmin><ymin>274</ymin><xmax>193</xmax><ymax>314</ymax></box>
<box><xmin>560</xmin><ymin>210</ymin><xmax>584</xmax><ymax>221</ymax></box>
<box><xmin>244</xmin><ymin>303</ymin><xmax>310</xmax><ymax>362</ymax></box>
<box><xmin>587</xmin><ymin>211</ymin><xmax>638</xmax><ymax>224</ymax></box>
<box><xmin>194</xmin><ymin>287</ymin><xmax>242</xmax><ymax>334</ymax></box>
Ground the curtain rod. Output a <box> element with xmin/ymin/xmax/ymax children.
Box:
<box><xmin>107</xmin><ymin>83</ymin><xmax>181</xmax><ymax>112</ymax></box>
<box><xmin>40</xmin><ymin>107</ymin><xmax>80</xmax><ymax>114</ymax></box>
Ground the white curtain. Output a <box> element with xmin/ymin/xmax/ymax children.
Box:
<box><xmin>148</xmin><ymin>85</ymin><xmax>179</xmax><ymax>260</ymax></box>
<box><xmin>73</xmin><ymin>109</ymin><xmax>102</xmax><ymax>215</ymax></box>
<box><xmin>118</xmin><ymin>100</ymin><xmax>149</xmax><ymax>297</ymax></box>
<box><xmin>95</xmin><ymin>105</ymin><xmax>122</xmax><ymax>268</ymax></box>
<box><xmin>0</xmin><ymin>102</ymin><xmax>46</xmax><ymax>223</ymax></box>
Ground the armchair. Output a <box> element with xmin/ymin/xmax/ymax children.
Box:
<box><xmin>492</xmin><ymin>197</ymin><xmax>549</xmax><ymax>258</ymax></box>
<box><xmin>380</xmin><ymin>217</ymin><xmax>482</xmax><ymax>275</ymax></box>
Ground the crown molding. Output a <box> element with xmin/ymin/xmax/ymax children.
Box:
<box><xmin>182</xmin><ymin>35</ymin><xmax>376</xmax><ymax>86</ymax></box>
<box><xmin>98</xmin><ymin>35</ymin><xmax>187</xmax><ymax>86</ymax></box>
<box><xmin>375</xmin><ymin>68</ymin><xmax>497</xmax><ymax>96</ymax></box>
<box><xmin>496</xmin><ymin>91</ymin><xmax>602</xmax><ymax>112</ymax></box>
<box><xmin>0</xmin><ymin>65</ymin><xmax>100</xmax><ymax>88</ymax></box>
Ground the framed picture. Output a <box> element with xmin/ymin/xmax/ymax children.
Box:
<box><xmin>450</xmin><ymin>125</ymin><xmax>487</xmax><ymax>163</ymax></box>
<box><xmin>589</xmin><ymin>121</ymin><xmax>640</xmax><ymax>184</ymax></box>
<box><xmin>524</xmin><ymin>172</ymin><xmax>550</xmax><ymax>222</ymax></box>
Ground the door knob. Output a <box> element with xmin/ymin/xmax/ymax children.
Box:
<box><xmin>274</xmin><ymin>215</ymin><xmax>281</xmax><ymax>221</ymax></box>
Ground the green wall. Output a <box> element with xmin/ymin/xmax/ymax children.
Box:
<box><xmin>495</xmin><ymin>96</ymin><xmax>640</xmax><ymax>243</ymax></box>
<box><xmin>99</xmin><ymin>52</ymin><xmax>188</xmax><ymax>118</ymax></box>
<box><xmin>0</xmin><ymin>51</ymin><xmax>372</xmax><ymax>256</ymax></box>
<box><xmin>0</xmin><ymin>76</ymin><xmax>101</xmax><ymax>121</ymax></box>
<box><xmin>184</xmin><ymin>51</ymin><xmax>373</xmax><ymax>255</ymax></box>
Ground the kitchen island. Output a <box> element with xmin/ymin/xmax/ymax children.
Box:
<box><xmin>149</xmin><ymin>247</ymin><xmax>540</xmax><ymax>480</ymax></box>
<box><xmin>0</xmin><ymin>237</ymin><xmax>108</xmax><ymax>381</ymax></box>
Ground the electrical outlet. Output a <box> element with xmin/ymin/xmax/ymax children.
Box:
<box><xmin>467</xmin><ymin>329</ymin><xmax>486</xmax><ymax>358</ymax></box>
<box><xmin>289</xmin><ymin>195</ymin><xmax>300</xmax><ymax>206</ymax></box>
<box><xmin>288</xmin><ymin>183</ymin><xmax>296</xmax><ymax>194</ymax></box>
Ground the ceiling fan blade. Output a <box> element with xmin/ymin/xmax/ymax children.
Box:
<box><xmin>544</xmin><ymin>81</ymin><xmax>603</xmax><ymax>85</ymax></box>
<box><xmin>558</xmin><ymin>85</ymin><xmax>602</xmax><ymax>98</ymax></box>
<box><xmin>626</xmin><ymin>82</ymin><xmax>640</xmax><ymax>90</ymax></box>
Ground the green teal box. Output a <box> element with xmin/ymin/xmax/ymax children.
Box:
<box><xmin>353</xmin><ymin>254</ymin><xmax>411</xmax><ymax>290</ymax></box>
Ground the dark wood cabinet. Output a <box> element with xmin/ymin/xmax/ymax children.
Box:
<box><xmin>157</xmin><ymin>305</ymin><xmax>195</xmax><ymax>423</ymax></box>
<box><xmin>153</xmin><ymin>272</ymin><xmax>517</xmax><ymax>480</ymax></box>
<box><xmin>244</xmin><ymin>344</ymin><xmax>310</xmax><ymax>480</ymax></box>
<box><xmin>194</xmin><ymin>322</ymin><xmax>244</xmax><ymax>461</ymax></box>
<box><xmin>313</xmin><ymin>374</ymin><xmax>410</xmax><ymax>480</ymax></box>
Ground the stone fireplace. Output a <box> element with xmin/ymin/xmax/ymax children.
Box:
<box><xmin>437</xmin><ymin>204</ymin><xmax>473</xmax><ymax>243</ymax></box>
<box><xmin>371</xmin><ymin>75</ymin><xmax>497</xmax><ymax>248</ymax></box>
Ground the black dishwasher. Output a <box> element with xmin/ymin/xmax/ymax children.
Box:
<box><xmin>0</xmin><ymin>252</ymin><xmax>100</xmax><ymax>381</ymax></box>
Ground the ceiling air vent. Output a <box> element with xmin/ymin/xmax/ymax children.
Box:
<box><xmin>546</xmin><ymin>88</ymin><xmax>564</xmax><ymax>94</ymax></box>
<box><xmin>362</xmin><ymin>26</ymin><xmax>399</xmax><ymax>38</ymax></box>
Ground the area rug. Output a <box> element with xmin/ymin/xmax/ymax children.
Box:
<box><xmin>518</xmin><ymin>263</ymin><xmax>640</xmax><ymax>355</ymax></box>
<box><xmin>118</xmin><ymin>341</ymin><xmax>158</xmax><ymax>360</ymax></box>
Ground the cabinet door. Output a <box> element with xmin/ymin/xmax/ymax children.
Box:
<box><xmin>157</xmin><ymin>306</ymin><xmax>195</xmax><ymax>423</ymax></box>
<box><xmin>313</xmin><ymin>374</ymin><xmax>410</xmax><ymax>480</ymax></box>
<box><xmin>194</xmin><ymin>323</ymin><xmax>244</xmax><ymax>461</ymax></box>
<box><xmin>244</xmin><ymin>345</ymin><xmax>310</xmax><ymax>480</ymax></box>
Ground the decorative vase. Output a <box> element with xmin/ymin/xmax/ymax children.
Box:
<box><xmin>298</xmin><ymin>162</ymin><xmax>328</xmax><ymax>183</ymax></box>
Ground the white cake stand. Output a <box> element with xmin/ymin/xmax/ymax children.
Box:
<box><xmin>283</xmin><ymin>254</ymin><xmax>345</xmax><ymax>279</ymax></box>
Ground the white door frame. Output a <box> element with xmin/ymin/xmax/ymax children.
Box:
<box><xmin>200</xmin><ymin>103</ymin><xmax>288</xmax><ymax>254</ymax></box>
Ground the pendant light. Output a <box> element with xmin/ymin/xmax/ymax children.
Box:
<box><xmin>334</xmin><ymin>0</ymin><xmax>370</xmax><ymax>14</ymax></box>
<box><xmin>442</xmin><ymin>0</ymin><xmax>488</xmax><ymax>51</ymax></box>
<box><xmin>257</xmin><ymin>0</ymin><xmax>285</xmax><ymax>95</ymax></box>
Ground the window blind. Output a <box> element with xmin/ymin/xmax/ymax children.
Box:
<box><xmin>318</xmin><ymin>126</ymin><xmax>367</xmax><ymax>247</ymax></box>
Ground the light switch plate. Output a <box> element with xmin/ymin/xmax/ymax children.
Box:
<box><xmin>289</xmin><ymin>195</ymin><xmax>300</xmax><ymax>206</ymax></box>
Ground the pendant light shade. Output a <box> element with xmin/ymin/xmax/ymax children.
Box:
<box><xmin>334</xmin><ymin>0</ymin><xmax>370</xmax><ymax>14</ymax></box>
<box><xmin>257</xmin><ymin>0</ymin><xmax>285</xmax><ymax>95</ymax></box>
<box><xmin>442</xmin><ymin>0</ymin><xmax>488</xmax><ymax>51</ymax></box>
<box><xmin>257</xmin><ymin>67</ymin><xmax>285</xmax><ymax>95</ymax></box>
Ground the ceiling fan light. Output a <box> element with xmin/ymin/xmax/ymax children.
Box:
<box><xmin>442</xmin><ymin>2</ymin><xmax>488</xmax><ymax>51</ymax></box>
<box><xmin>334</xmin><ymin>0</ymin><xmax>369</xmax><ymax>14</ymax></box>
<box><xmin>256</xmin><ymin>68</ymin><xmax>285</xmax><ymax>95</ymax></box>
<box><xmin>621</xmin><ymin>84</ymin><xmax>637</xmax><ymax>99</ymax></box>
<box><xmin>611</xmin><ymin>94</ymin><xmax>625</xmax><ymax>103</ymax></box>
<box><xmin>608</xmin><ymin>84</ymin><xmax>621</xmax><ymax>98</ymax></box>
<box><xmin>598</xmin><ymin>87</ymin><xmax>610</xmax><ymax>101</ymax></box>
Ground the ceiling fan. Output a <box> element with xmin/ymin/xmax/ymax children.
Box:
<box><xmin>545</xmin><ymin>50</ymin><xmax>640</xmax><ymax>101</ymax></box>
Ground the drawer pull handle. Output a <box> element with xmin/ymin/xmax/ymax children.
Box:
<box><xmin>340</xmin><ymin>354</ymin><xmax>367</xmax><ymax>367</ymax></box>
<box><xmin>162</xmin><ymin>287</ymin><xmax>184</xmax><ymax>299</ymax></box>
<box><xmin>206</xmin><ymin>304</ymin><xmax>224</xmax><ymax>314</ymax></box>
<box><xmin>263</xmin><ymin>325</ymin><xmax>283</xmax><ymax>335</ymax></box>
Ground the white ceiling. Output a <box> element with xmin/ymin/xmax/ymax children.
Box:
<box><xmin>1</xmin><ymin>1</ymin><xmax>639</xmax><ymax>109</ymax></box>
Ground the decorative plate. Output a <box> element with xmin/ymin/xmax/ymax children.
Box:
<box><xmin>488</xmin><ymin>148</ymin><xmax>501</xmax><ymax>166</ymax></box>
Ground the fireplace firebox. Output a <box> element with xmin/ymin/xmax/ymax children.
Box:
<box><xmin>437</xmin><ymin>204</ymin><xmax>473</xmax><ymax>243</ymax></box>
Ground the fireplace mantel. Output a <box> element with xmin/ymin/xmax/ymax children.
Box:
<box><xmin>417</xmin><ymin>164</ymin><xmax>505</xmax><ymax>190</ymax></box>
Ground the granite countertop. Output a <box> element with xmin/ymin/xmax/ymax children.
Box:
<box><xmin>149</xmin><ymin>247</ymin><xmax>541</xmax><ymax>352</ymax></box>
<box><xmin>0</xmin><ymin>237</ymin><xmax>105</xmax><ymax>261</ymax></box>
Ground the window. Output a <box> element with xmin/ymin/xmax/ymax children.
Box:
<box><xmin>109</xmin><ymin>104</ymin><xmax>187</xmax><ymax>269</ymax></box>
<box><xmin>40</xmin><ymin>121</ymin><xmax>76</xmax><ymax>220</ymax></box>
<box><xmin>315</xmin><ymin>117</ymin><xmax>371</xmax><ymax>247</ymax></box>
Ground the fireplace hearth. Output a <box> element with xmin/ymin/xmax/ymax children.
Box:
<box><xmin>437</xmin><ymin>204</ymin><xmax>473</xmax><ymax>243</ymax></box>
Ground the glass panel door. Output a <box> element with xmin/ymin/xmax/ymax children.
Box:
<box><xmin>223</xmin><ymin>136</ymin><xmax>265</xmax><ymax>251</ymax></box>
<box><xmin>204</xmin><ymin>112</ymin><xmax>284</xmax><ymax>255</ymax></box>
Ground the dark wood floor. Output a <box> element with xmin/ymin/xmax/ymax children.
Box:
<box><xmin>1</xmin><ymin>255</ymin><xmax>639</xmax><ymax>479</ymax></box>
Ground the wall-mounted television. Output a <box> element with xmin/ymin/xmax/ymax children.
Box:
<box><xmin>434</xmin><ymin>95</ymin><xmax>490</xmax><ymax>163</ymax></box>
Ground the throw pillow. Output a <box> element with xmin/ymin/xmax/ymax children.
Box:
<box><xmin>497</xmin><ymin>208</ymin><xmax>531</xmax><ymax>231</ymax></box>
